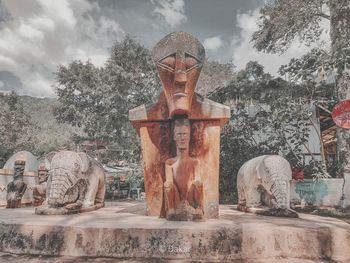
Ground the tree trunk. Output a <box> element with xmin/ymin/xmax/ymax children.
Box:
<box><xmin>329</xmin><ymin>0</ymin><xmax>350</xmax><ymax>176</ymax></box>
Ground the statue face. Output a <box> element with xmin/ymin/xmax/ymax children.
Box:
<box><xmin>174</xmin><ymin>124</ymin><xmax>191</xmax><ymax>150</ymax></box>
<box><xmin>14</xmin><ymin>163</ymin><xmax>25</xmax><ymax>179</ymax></box>
<box><xmin>153</xmin><ymin>32</ymin><xmax>205</xmax><ymax>117</ymax></box>
<box><xmin>38</xmin><ymin>170</ymin><xmax>48</xmax><ymax>183</ymax></box>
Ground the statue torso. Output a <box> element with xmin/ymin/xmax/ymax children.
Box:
<box><xmin>170</xmin><ymin>157</ymin><xmax>197</xmax><ymax>200</ymax></box>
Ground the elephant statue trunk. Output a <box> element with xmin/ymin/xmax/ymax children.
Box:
<box><xmin>47</xmin><ymin>168</ymin><xmax>86</xmax><ymax>207</ymax></box>
<box><xmin>48</xmin><ymin>169</ymin><xmax>72</xmax><ymax>206</ymax></box>
<box><xmin>270</xmin><ymin>177</ymin><xmax>289</xmax><ymax>209</ymax></box>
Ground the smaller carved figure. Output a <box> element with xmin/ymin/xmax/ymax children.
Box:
<box><xmin>6</xmin><ymin>160</ymin><xmax>27</xmax><ymax>208</ymax></box>
<box><xmin>237</xmin><ymin>155</ymin><xmax>298</xmax><ymax>217</ymax></box>
<box><xmin>164</xmin><ymin>118</ymin><xmax>204</xmax><ymax>221</ymax></box>
<box><xmin>33</xmin><ymin>163</ymin><xmax>49</xmax><ymax>206</ymax></box>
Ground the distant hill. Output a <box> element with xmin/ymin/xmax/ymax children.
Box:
<box><xmin>19</xmin><ymin>96</ymin><xmax>84</xmax><ymax>157</ymax></box>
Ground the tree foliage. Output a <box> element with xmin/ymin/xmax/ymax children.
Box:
<box><xmin>210</xmin><ymin>62</ymin><xmax>330</xmax><ymax>203</ymax></box>
<box><xmin>252</xmin><ymin>0</ymin><xmax>350</xmax><ymax>176</ymax></box>
<box><xmin>53</xmin><ymin>36</ymin><xmax>162</xmax><ymax>161</ymax></box>
<box><xmin>252</xmin><ymin>0</ymin><xmax>329</xmax><ymax>53</ymax></box>
<box><xmin>210</xmin><ymin>61</ymin><xmax>308</xmax><ymax>103</ymax></box>
<box><xmin>196</xmin><ymin>59</ymin><xmax>234</xmax><ymax>96</ymax></box>
<box><xmin>0</xmin><ymin>92</ymin><xmax>36</xmax><ymax>166</ymax></box>
<box><xmin>252</xmin><ymin>0</ymin><xmax>350</xmax><ymax>90</ymax></box>
<box><xmin>19</xmin><ymin>96</ymin><xmax>82</xmax><ymax>157</ymax></box>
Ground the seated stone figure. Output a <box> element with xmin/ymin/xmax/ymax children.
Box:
<box><xmin>164</xmin><ymin>118</ymin><xmax>204</xmax><ymax>221</ymax></box>
<box><xmin>6</xmin><ymin>160</ymin><xmax>27</xmax><ymax>208</ymax></box>
<box><xmin>33</xmin><ymin>163</ymin><xmax>49</xmax><ymax>206</ymax></box>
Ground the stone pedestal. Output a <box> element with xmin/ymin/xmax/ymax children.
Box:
<box><xmin>0</xmin><ymin>201</ymin><xmax>349</xmax><ymax>262</ymax></box>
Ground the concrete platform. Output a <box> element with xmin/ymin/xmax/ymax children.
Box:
<box><xmin>0</xmin><ymin>201</ymin><xmax>350</xmax><ymax>262</ymax></box>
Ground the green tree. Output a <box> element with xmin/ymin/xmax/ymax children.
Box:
<box><xmin>196</xmin><ymin>59</ymin><xmax>234</xmax><ymax>96</ymax></box>
<box><xmin>252</xmin><ymin>0</ymin><xmax>350</xmax><ymax>55</ymax></box>
<box><xmin>19</xmin><ymin>96</ymin><xmax>83</xmax><ymax>157</ymax></box>
<box><xmin>210</xmin><ymin>62</ymin><xmax>328</xmax><ymax>203</ymax></box>
<box><xmin>0</xmin><ymin>91</ymin><xmax>36</xmax><ymax>165</ymax></box>
<box><xmin>54</xmin><ymin>36</ymin><xmax>162</xmax><ymax>162</ymax></box>
<box><xmin>210</xmin><ymin>61</ymin><xmax>299</xmax><ymax>102</ymax></box>
<box><xmin>53</xmin><ymin>36</ymin><xmax>237</xmax><ymax>164</ymax></box>
<box><xmin>252</xmin><ymin>0</ymin><xmax>350</xmax><ymax>173</ymax></box>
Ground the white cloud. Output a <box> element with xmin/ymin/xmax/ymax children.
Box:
<box><xmin>0</xmin><ymin>80</ymin><xmax>3</xmax><ymax>88</ymax></box>
<box><xmin>232</xmin><ymin>9</ymin><xmax>330</xmax><ymax>76</ymax></box>
<box><xmin>25</xmin><ymin>72</ymin><xmax>53</xmax><ymax>97</ymax></box>
<box><xmin>0</xmin><ymin>54</ymin><xmax>16</xmax><ymax>68</ymax></box>
<box><xmin>151</xmin><ymin>0</ymin><xmax>187</xmax><ymax>28</ymax></box>
<box><xmin>203</xmin><ymin>36</ymin><xmax>223</xmax><ymax>52</ymax></box>
<box><xmin>0</xmin><ymin>0</ymin><xmax>125</xmax><ymax>97</ymax></box>
<box><xmin>29</xmin><ymin>16</ymin><xmax>56</xmax><ymax>32</ymax></box>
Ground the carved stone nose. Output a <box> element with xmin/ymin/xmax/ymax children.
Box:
<box><xmin>175</xmin><ymin>70</ymin><xmax>187</xmax><ymax>85</ymax></box>
<box><xmin>174</xmin><ymin>52</ymin><xmax>187</xmax><ymax>85</ymax></box>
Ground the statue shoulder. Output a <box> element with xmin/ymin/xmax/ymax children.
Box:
<box><xmin>129</xmin><ymin>91</ymin><xmax>169</xmax><ymax>123</ymax></box>
<box><xmin>190</xmin><ymin>93</ymin><xmax>230</xmax><ymax>125</ymax></box>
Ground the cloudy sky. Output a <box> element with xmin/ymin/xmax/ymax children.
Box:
<box><xmin>0</xmin><ymin>0</ymin><xmax>328</xmax><ymax>97</ymax></box>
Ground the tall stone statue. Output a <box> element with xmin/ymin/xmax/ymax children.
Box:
<box><xmin>164</xmin><ymin>118</ymin><xmax>203</xmax><ymax>220</ymax></box>
<box><xmin>129</xmin><ymin>32</ymin><xmax>230</xmax><ymax>220</ymax></box>
<box><xmin>6</xmin><ymin>159</ymin><xmax>27</xmax><ymax>208</ymax></box>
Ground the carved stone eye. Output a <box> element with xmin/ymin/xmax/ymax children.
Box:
<box><xmin>176</xmin><ymin>132</ymin><xmax>188</xmax><ymax>138</ymax></box>
<box><xmin>158</xmin><ymin>54</ymin><xmax>175</xmax><ymax>71</ymax></box>
<box><xmin>185</xmin><ymin>54</ymin><xmax>200</xmax><ymax>71</ymax></box>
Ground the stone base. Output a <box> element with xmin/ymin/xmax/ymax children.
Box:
<box><xmin>35</xmin><ymin>204</ymin><xmax>80</xmax><ymax>215</ymax></box>
<box><xmin>238</xmin><ymin>205</ymin><xmax>299</xmax><ymax>218</ymax></box>
<box><xmin>35</xmin><ymin>203</ymin><xmax>104</xmax><ymax>215</ymax></box>
<box><xmin>0</xmin><ymin>201</ymin><xmax>350</xmax><ymax>262</ymax></box>
<box><xmin>166</xmin><ymin>202</ymin><xmax>204</xmax><ymax>221</ymax></box>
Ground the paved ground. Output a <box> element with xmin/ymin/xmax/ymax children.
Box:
<box><xmin>0</xmin><ymin>201</ymin><xmax>349</xmax><ymax>262</ymax></box>
<box><xmin>1</xmin><ymin>201</ymin><xmax>348</xmax><ymax>230</ymax></box>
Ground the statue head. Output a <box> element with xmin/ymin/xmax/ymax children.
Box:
<box><xmin>173</xmin><ymin>117</ymin><xmax>191</xmax><ymax>151</ymax></box>
<box><xmin>14</xmin><ymin>159</ymin><xmax>25</xmax><ymax>179</ymax></box>
<box><xmin>153</xmin><ymin>32</ymin><xmax>205</xmax><ymax>117</ymax></box>
<box><xmin>38</xmin><ymin>163</ymin><xmax>49</xmax><ymax>184</ymax></box>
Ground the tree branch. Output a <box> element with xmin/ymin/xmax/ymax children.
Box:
<box><xmin>317</xmin><ymin>12</ymin><xmax>330</xmax><ymax>20</ymax></box>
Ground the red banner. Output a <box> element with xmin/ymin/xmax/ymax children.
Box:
<box><xmin>332</xmin><ymin>100</ymin><xmax>350</xmax><ymax>129</ymax></box>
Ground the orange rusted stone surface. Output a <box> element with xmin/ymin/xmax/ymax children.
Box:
<box><xmin>129</xmin><ymin>32</ymin><xmax>230</xmax><ymax>219</ymax></box>
<box><xmin>164</xmin><ymin>118</ymin><xmax>204</xmax><ymax>221</ymax></box>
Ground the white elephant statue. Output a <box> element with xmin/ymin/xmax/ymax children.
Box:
<box><xmin>237</xmin><ymin>155</ymin><xmax>298</xmax><ymax>217</ymax></box>
<box><xmin>36</xmin><ymin>151</ymin><xmax>106</xmax><ymax>215</ymax></box>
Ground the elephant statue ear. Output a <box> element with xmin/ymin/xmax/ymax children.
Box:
<box><xmin>77</xmin><ymin>152</ymin><xmax>91</xmax><ymax>173</ymax></box>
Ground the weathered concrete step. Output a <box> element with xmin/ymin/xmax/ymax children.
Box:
<box><xmin>0</xmin><ymin>253</ymin><xmax>342</xmax><ymax>263</ymax></box>
<box><xmin>0</xmin><ymin>201</ymin><xmax>349</xmax><ymax>262</ymax></box>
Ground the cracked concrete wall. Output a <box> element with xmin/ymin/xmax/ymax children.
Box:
<box><xmin>290</xmin><ymin>178</ymin><xmax>344</xmax><ymax>207</ymax></box>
